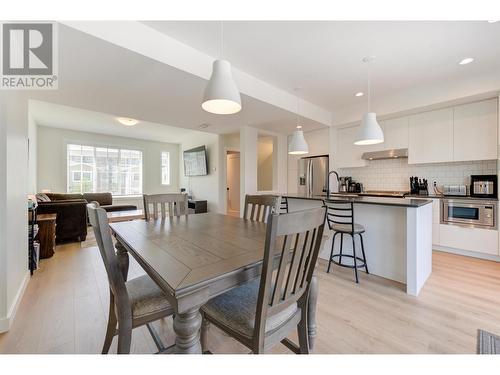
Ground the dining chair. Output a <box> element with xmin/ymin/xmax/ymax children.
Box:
<box><xmin>87</xmin><ymin>203</ymin><xmax>175</xmax><ymax>354</ymax></box>
<box><xmin>201</xmin><ymin>206</ymin><xmax>327</xmax><ymax>354</ymax></box>
<box><xmin>280</xmin><ymin>196</ymin><xmax>289</xmax><ymax>214</ymax></box>
<box><xmin>242</xmin><ymin>194</ymin><xmax>280</xmax><ymax>222</ymax></box>
<box><xmin>143</xmin><ymin>193</ymin><xmax>188</xmax><ymax>220</ymax></box>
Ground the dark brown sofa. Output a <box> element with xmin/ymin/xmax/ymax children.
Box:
<box><xmin>36</xmin><ymin>192</ymin><xmax>137</xmax><ymax>243</ymax></box>
<box><xmin>37</xmin><ymin>198</ymin><xmax>88</xmax><ymax>243</ymax></box>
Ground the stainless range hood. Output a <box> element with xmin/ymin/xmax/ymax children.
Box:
<box><xmin>361</xmin><ymin>148</ymin><xmax>408</xmax><ymax>161</ymax></box>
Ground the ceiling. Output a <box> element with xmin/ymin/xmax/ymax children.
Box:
<box><xmin>29</xmin><ymin>24</ymin><xmax>326</xmax><ymax>136</ymax></box>
<box><xmin>144</xmin><ymin>21</ymin><xmax>500</xmax><ymax>112</ymax></box>
<box><xmin>30</xmin><ymin>100</ymin><xmax>199</xmax><ymax>144</ymax></box>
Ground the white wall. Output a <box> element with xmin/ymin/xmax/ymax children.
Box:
<box><xmin>0</xmin><ymin>92</ymin><xmax>30</xmax><ymax>332</ymax></box>
<box><xmin>37</xmin><ymin>126</ymin><xmax>180</xmax><ymax>209</ymax></box>
<box><xmin>257</xmin><ymin>138</ymin><xmax>274</xmax><ymax>191</ymax></box>
<box><xmin>28</xmin><ymin>113</ymin><xmax>37</xmax><ymax>194</ymax></box>
<box><xmin>178</xmin><ymin>131</ymin><xmax>220</xmax><ymax>212</ymax></box>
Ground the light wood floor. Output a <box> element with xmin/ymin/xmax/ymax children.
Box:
<box><xmin>1</xmin><ymin>229</ymin><xmax>500</xmax><ymax>354</ymax></box>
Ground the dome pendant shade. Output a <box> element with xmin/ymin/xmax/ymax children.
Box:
<box><xmin>202</xmin><ymin>60</ymin><xmax>241</xmax><ymax>115</ymax></box>
<box><xmin>288</xmin><ymin>128</ymin><xmax>309</xmax><ymax>155</ymax></box>
<box><xmin>354</xmin><ymin>112</ymin><xmax>384</xmax><ymax>145</ymax></box>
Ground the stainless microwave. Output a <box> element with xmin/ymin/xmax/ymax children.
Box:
<box><xmin>441</xmin><ymin>199</ymin><xmax>496</xmax><ymax>229</ymax></box>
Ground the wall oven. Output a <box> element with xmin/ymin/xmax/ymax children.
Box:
<box><xmin>441</xmin><ymin>199</ymin><xmax>497</xmax><ymax>229</ymax></box>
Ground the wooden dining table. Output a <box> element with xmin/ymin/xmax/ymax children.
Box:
<box><xmin>109</xmin><ymin>212</ymin><xmax>319</xmax><ymax>354</ymax></box>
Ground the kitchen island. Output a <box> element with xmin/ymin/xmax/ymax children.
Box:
<box><xmin>285</xmin><ymin>194</ymin><xmax>433</xmax><ymax>296</ymax></box>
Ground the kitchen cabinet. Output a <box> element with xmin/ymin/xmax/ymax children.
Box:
<box><xmin>380</xmin><ymin>117</ymin><xmax>409</xmax><ymax>150</ymax></box>
<box><xmin>336</xmin><ymin>125</ymin><xmax>368</xmax><ymax>168</ymax></box>
<box><xmin>439</xmin><ymin>224</ymin><xmax>498</xmax><ymax>256</ymax></box>
<box><xmin>408</xmin><ymin>108</ymin><xmax>454</xmax><ymax>164</ymax></box>
<box><xmin>453</xmin><ymin>99</ymin><xmax>498</xmax><ymax>162</ymax></box>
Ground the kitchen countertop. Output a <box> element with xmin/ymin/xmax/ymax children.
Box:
<box><xmin>405</xmin><ymin>194</ymin><xmax>498</xmax><ymax>201</ymax></box>
<box><xmin>284</xmin><ymin>194</ymin><xmax>432</xmax><ymax>208</ymax></box>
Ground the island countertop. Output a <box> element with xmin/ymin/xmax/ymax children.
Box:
<box><xmin>284</xmin><ymin>194</ymin><xmax>432</xmax><ymax>208</ymax></box>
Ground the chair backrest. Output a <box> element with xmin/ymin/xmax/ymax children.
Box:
<box><xmin>143</xmin><ymin>193</ymin><xmax>188</xmax><ymax>220</ymax></box>
<box><xmin>243</xmin><ymin>194</ymin><xmax>280</xmax><ymax>222</ymax></box>
<box><xmin>279</xmin><ymin>196</ymin><xmax>289</xmax><ymax>214</ymax></box>
<box><xmin>254</xmin><ymin>206</ymin><xmax>326</xmax><ymax>345</ymax></box>
<box><xmin>324</xmin><ymin>200</ymin><xmax>354</xmax><ymax>232</ymax></box>
<box><xmin>86</xmin><ymin>203</ymin><xmax>130</xmax><ymax>308</ymax></box>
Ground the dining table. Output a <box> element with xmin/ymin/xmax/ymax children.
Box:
<box><xmin>109</xmin><ymin>212</ymin><xmax>319</xmax><ymax>354</ymax></box>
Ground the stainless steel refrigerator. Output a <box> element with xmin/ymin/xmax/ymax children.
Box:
<box><xmin>297</xmin><ymin>155</ymin><xmax>329</xmax><ymax>197</ymax></box>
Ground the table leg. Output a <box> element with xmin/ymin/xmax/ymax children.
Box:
<box><xmin>115</xmin><ymin>240</ymin><xmax>129</xmax><ymax>281</ymax></box>
<box><xmin>307</xmin><ymin>274</ymin><xmax>318</xmax><ymax>351</ymax></box>
<box><xmin>173</xmin><ymin>307</ymin><xmax>203</xmax><ymax>354</ymax></box>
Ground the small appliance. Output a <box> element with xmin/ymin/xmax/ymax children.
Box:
<box><xmin>470</xmin><ymin>175</ymin><xmax>497</xmax><ymax>199</ymax></box>
<box><xmin>441</xmin><ymin>199</ymin><xmax>496</xmax><ymax>229</ymax></box>
<box><xmin>442</xmin><ymin>185</ymin><xmax>467</xmax><ymax>196</ymax></box>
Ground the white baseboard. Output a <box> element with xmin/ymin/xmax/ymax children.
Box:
<box><xmin>433</xmin><ymin>246</ymin><xmax>500</xmax><ymax>262</ymax></box>
<box><xmin>0</xmin><ymin>271</ymin><xmax>30</xmax><ymax>333</ymax></box>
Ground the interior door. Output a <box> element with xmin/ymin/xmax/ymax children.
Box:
<box><xmin>226</xmin><ymin>153</ymin><xmax>240</xmax><ymax>213</ymax></box>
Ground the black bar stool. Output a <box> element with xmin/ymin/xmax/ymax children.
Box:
<box><xmin>326</xmin><ymin>201</ymin><xmax>369</xmax><ymax>283</ymax></box>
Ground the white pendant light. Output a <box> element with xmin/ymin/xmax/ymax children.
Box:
<box><xmin>202</xmin><ymin>22</ymin><xmax>241</xmax><ymax>115</ymax></box>
<box><xmin>354</xmin><ymin>56</ymin><xmax>384</xmax><ymax>145</ymax></box>
<box><xmin>289</xmin><ymin>88</ymin><xmax>309</xmax><ymax>155</ymax></box>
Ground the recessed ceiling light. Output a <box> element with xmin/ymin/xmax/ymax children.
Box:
<box><xmin>116</xmin><ymin>117</ymin><xmax>139</xmax><ymax>126</ymax></box>
<box><xmin>355</xmin><ymin>92</ymin><xmax>364</xmax><ymax>97</ymax></box>
<box><xmin>459</xmin><ymin>57</ymin><xmax>475</xmax><ymax>65</ymax></box>
<box><xmin>198</xmin><ymin>123</ymin><xmax>210</xmax><ymax>129</ymax></box>
<box><xmin>487</xmin><ymin>20</ymin><xmax>499</xmax><ymax>23</ymax></box>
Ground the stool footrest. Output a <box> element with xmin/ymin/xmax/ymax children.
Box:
<box><xmin>329</xmin><ymin>254</ymin><xmax>367</xmax><ymax>269</ymax></box>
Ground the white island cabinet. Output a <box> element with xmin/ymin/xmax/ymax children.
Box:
<box><xmin>286</xmin><ymin>195</ymin><xmax>433</xmax><ymax>296</ymax></box>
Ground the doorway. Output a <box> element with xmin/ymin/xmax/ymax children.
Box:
<box><xmin>226</xmin><ymin>151</ymin><xmax>240</xmax><ymax>217</ymax></box>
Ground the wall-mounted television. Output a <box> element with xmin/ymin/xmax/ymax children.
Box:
<box><xmin>183</xmin><ymin>145</ymin><xmax>208</xmax><ymax>176</ymax></box>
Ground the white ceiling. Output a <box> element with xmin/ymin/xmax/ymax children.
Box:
<box><xmin>29</xmin><ymin>24</ymin><xmax>326</xmax><ymax>136</ymax></box>
<box><xmin>144</xmin><ymin>21</ymin><xmax>500</xmax><ymax>112</ymax></box>
<box><xmin>30</xmin><ymin>100</ymin><xmax>198</xmax><ymax>144</ymax></box>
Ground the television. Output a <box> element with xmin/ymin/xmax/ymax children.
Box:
<box><xmin>183</xmin><ymin>145</ymin><xmax>208</xmax><ymax>176</ymax></box>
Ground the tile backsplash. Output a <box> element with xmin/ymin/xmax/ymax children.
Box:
<box><xmin>338</xmin><ymin>159</ymin><xmax>497</xmax><ymax>192</ymax></box>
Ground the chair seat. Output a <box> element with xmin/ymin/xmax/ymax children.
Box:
<box><xmin>202</xmin><ymin>279</ymin><xmax>299</xmax><ymax>339</ymax></box>
<box><xmin>126</xmin><ymin>275</ymin><xmax>173</xmax><ymax>319</ymax></box>
<box><xmin>332</xmin><ymin>223</ymin><xmax>365</xmax><ymax>234</ymax></box>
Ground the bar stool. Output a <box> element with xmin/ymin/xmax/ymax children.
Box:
<box><xmin>326</xmin><ymin>201</ymin><xmax>369</xmax><ymax>283</ymax></box>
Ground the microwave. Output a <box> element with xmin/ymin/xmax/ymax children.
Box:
<box><xmin>470</xmin><ymin>174</ymin><xmax>497</xmax><ymax>199</ymax></box>
<box><xmin>441</xmin><ymin>199</ymin><xmax>496</xmax><ymax>229</ymax></box>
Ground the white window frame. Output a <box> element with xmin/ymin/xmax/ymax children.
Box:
<box><xmin>66</xmin><ymin>142</ymin><xmax>143</xmax><ymax>197</ymax></box>
<box><xmin>161</xmin><ymin>151</ymin><xmax>171</xmax><ymax>186</ymax></box>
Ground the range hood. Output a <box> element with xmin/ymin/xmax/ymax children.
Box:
<box><xmin>361</xmin><ymin>148</ymin><xmax>408</xmax><ymax>161</ymax></box>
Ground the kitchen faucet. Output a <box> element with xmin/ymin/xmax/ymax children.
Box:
<box><xmin>326</xmin><ymin>170</ymin><xmax>339</xmax><ymax>199</ymax></box>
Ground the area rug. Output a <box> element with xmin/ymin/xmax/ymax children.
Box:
<box><xmin>477</xmin><ymin>329</ymin><xmax>500</xmax><ymax>354</ymax></box>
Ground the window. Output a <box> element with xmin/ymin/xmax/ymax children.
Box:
<box><xmin>161</xmin><ymin>151</ymin><xmax>170</xmax><ymax>185</ymax></box>
<box><xmin>67</xmin><ymin>144</ymin><xmax>143</xmax><ymax>196</ymax></box>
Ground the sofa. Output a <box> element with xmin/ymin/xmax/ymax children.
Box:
<box><xmin>36</xmin><ymin>192</ymin><xmax>137</xmax><ymax>243</ymax></box>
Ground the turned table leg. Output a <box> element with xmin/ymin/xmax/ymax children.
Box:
<box><xmin>307</xmin><ymin>274</ymin><xmax>318</xmax><ymax>351</ymax></box>
<box><xmin>173</xmin><ymin>307</ymin><xmax>203</xmax><ymax>354</ymax></box>
<box><xmin>115</xmin><ymin>240</ymin><xmax>129</xmax><ymax>281</ymax></box>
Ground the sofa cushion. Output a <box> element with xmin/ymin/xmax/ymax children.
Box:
<box><xmin>83</xmin><ymin>193</ymin><xmax>113</xmax><ymax>206</ymax></box>
<box><xmin>101</xmin><ymin>204</ymin><xmax>138</xmax><ymax>213</ymax></box>
<box><xmin>36</xmin><ymin>193</ymin><xmax>51</xmax><ymax>202</ymax></box>
<box><xmin>46</xmin><ymin>193</ymin><xmax>84</xmax><ymax>201</ymax></box>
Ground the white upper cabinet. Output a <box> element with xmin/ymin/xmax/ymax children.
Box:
<box><xmin>380</xmin><ymin>117</ymin><xmax>409</xmax><ymax>150</ymax></box>
<box><xmin>453</xmin><ymin>99</ymin><xmax>498</xmax><ymax>162</ymax></box>
<box><xmin>408</xmin><ymin>108</ymin><xmax>454</xmax><ymax>164</ymax></box>
<box><xmin>336</xmin><ymin>125</ymin><xmax>368</xmax><ymax>168</ymax></box>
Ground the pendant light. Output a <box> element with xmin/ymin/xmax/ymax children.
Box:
<box><xmin>202</xmin><ymin>21</ymin><xmax>242</xmax><ymax>115</ymax></box>
<box><xmin>354</xmin><ymin>56</ymin><xmax>384</xmax><ymax>145</ymax></box>
<box><xmin>288</xmin><ymin>88</ymin><xmax>309</xmax><ymax>155</ymax></box>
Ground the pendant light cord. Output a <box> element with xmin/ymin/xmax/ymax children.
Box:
<box><xmin>220</xmin><ymin>20</ymin><xmax>224</xmax><ymax>59</ymax></box>
<box><xmin>296</xmin><ymin>88</ymin><xmax>300</xmax><ymax>129</ymax></box>
<box><xmin>367</xmin><ymin>61</ymin><xmax>371</xmax><ymax>113</ymax></box>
